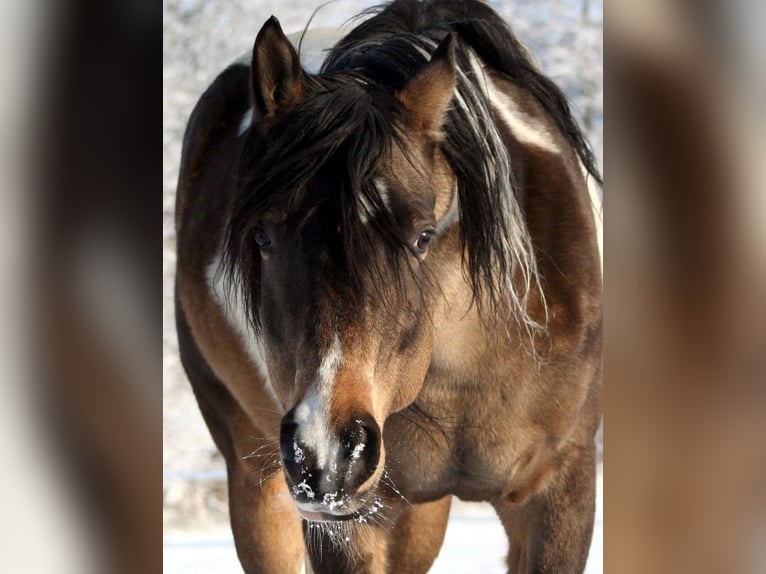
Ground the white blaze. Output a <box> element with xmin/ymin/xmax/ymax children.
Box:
<box><xmin>293</xmin><ymin>333</ymin><xmax>343</xmax><ymax>470</ymax></box>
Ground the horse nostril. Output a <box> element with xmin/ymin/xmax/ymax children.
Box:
<box><xmin>341</xmin><ymin>414</ymin><xmax>381</xmax><ymax>491</ymax></box>
<box><xmin>279</xmin><ymin>408</ymin><xmax>381</xmax><ymax>505</ymax></box>
<box><xmin>280</xmin><ymin>410</ymin><xmax>308</xmax><ymax>482</ymax></box>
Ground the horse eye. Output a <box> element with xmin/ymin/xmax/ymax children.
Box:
<box><xmin>414</xmin><ymin>230</ymin><xmax>434</xmax><ymax>254</ymax></box>
<box><xmin>254</xmin><ymin>225</ymin><xmax>273</xmax><ymax>249</ymax></box>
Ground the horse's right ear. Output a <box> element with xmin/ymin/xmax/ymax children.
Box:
<box><xmin>251</xmin><ymin>16</ymin><xmax>304</xmax><ymax>119</ymax></box>
<box><xmin>396</xmin><ymin>33</ymin><xmax>457</xmax><ymax>137</ymax></box>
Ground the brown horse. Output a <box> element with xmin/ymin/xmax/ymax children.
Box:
<box><xmin>175</xmin><ymin>1</ymin><xmax>602</xmax><ymax>572</ymax></box>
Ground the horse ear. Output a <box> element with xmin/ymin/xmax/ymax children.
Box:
<box><xmin>396</xmin><ymin>34</ymin><xmax>457</xmax><ymax>136</ymax></box>
<box><xmin>251</xmin><ymin>16</ymin><xmax>304</xmax><ymax>119</ymax></box>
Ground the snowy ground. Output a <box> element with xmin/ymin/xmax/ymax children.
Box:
<box><xmin>163</xmin><ymin>467</ymin><xmax>602</xmax><ymax>573</ymax></box>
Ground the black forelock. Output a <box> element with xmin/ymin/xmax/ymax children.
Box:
<box><xmin>224</xmin><ymin>71</ymin><xmax>422</xmax><ymax>331</ymax></box>
<box><xmin>233</xmin><ymin>74</ymin><xmax>401</xmax><ymax>223</ymax></box>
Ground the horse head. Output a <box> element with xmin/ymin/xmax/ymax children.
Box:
<box><xmin>226</xmin><ymin>17</ymin><xmax>459</xmax><ymax>521</ymax></box>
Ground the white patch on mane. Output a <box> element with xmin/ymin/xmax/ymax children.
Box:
<box><xmin>373</xmin><ymin>177</ymin><xmax>392</xmax><ymax>211</ymax></box>
<box><xmin>294</xmin><ymin>333</ymin><xmax>343</xmax><ymax>470</ymax></box>
<box><xmin>205</xmin><ymin>251</ymin><xmax>281</xmax><ymax>408</ymax></box>
<box><xmin>358</xmin><ymin>194</ymin><xmax>373</xmax><ymax>224</ymax></box>
<box><xmin>469</xmin><ymin>53</ymin><xmax>560</xmax><ymax>155</ymax></box>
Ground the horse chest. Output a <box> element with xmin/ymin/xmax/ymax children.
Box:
<box><xmin>385</xmin><ymin>382</ymin><xmax>545</xmax><ymax>502</ymax></box>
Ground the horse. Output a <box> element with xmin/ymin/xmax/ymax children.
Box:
<box><xmin>174</xmin><ymin>1</ymin><xmax>602</xmax><ymax>572</ymax></box>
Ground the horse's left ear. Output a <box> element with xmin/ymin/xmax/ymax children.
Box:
<box><xmin>251</xmin><ymin>16</ymin><xmax>304</xmax><ymax>119</ymax></box>
<box><xmin>396</xmin><ymin>33</ymin><xmax>457</xmax><ymax>136</ymax></box>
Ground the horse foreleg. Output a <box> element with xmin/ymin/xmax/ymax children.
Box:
<box><xmin>493</xmin><ymin>445</ymin><xmax>597</xmax><ymax>574</ymax></box>
<box><xmin>386</xmin><ymin>496</ymin><xmax>452</xmax><ymax>573</ymax></box>
<box><xmin>228</xmin><ymin>464</ymin><xmax>305</xmax><ymax>573</ymax></box>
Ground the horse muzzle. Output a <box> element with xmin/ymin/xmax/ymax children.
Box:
<box><xmin>279</xmin><ymin>409</ymin><xmax>383</xmax><ymax>521</ymax></box>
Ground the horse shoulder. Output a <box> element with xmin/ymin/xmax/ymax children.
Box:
<box><xmin>176</xmin><ymin>64</ymin><xmax>282</xmax><ymax>440</ymax></box>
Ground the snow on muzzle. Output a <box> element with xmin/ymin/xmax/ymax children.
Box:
<box><xmin>279</xmin><ymin>408</ymin><xmax>382</xmax><ymax>521</ymax></box>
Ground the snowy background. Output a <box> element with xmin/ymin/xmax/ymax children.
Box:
<box><xmin>163</xmin><ymin>0</ymin><xmax>602</xmax><ymax>570</ymax></box>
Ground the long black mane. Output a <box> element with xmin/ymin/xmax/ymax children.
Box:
<box><xmin>326</xmin><ymin>0</ymin><xmax>601</xmax><ymax>185</ymax></box>
<box><xmin>225</xmin><ymin>0</ymin><xmax>600</xmax><ymax>335</ymax></box>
